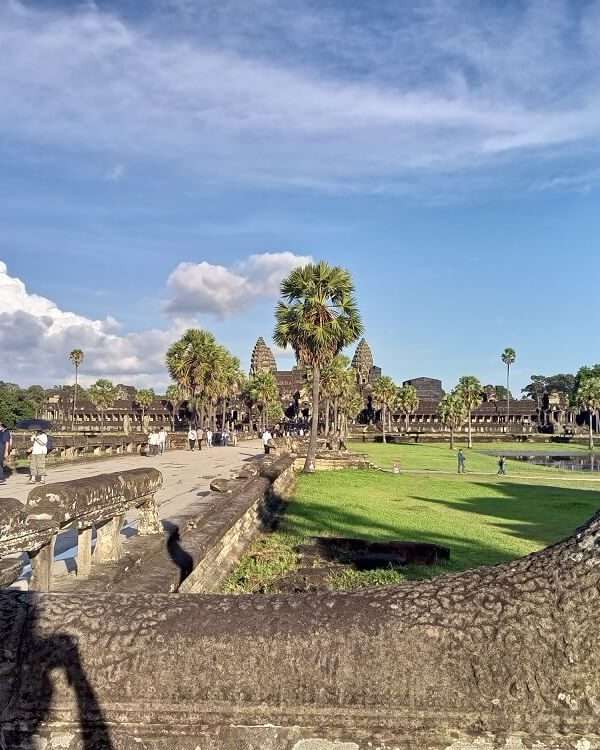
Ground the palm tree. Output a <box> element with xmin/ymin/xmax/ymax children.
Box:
<box><xmin>274</xmin><ymin>261</ymin><xmax>363</xmax><ymax>472</ymax></box>
<box><xmin>69</xmin><ymin>348</ymin><xmax>84</xmax><ymax>431</ymax></box>
<box><xmin>135</xmin><ymin>388</ymin><xmax>155</xmax><ymax>430</ymax></box>
<box><xmin>438</xmin><ymin>391</ymin><xmax>466</xmax><ymax>450</ymax></box>
<box><xmin>165</xmin><ymin>384</ymin><xmax>184</xmax><ymax>431</ymax></box>
<box><xmin>88</xmin><ymin>379</ymin><xmax>118</xmax><ymax>433</ymax></box>
<box><xmin>372</xmin><ymin>376</ymin><xmax>397</xmax><ymax>444</ymax></box>
<box><xmin>501</xmin><ymin>348</ymin><xmax>516</xmax><ymax>430</ymax></box>
<box><xmin>576</xmin><ymin>376</ymin><xmax>600</xmax><ymax>450</ymax></box>
<box><xmin>166</xmin><ymin>329</ymin><xmax>220</xmax><ymax>427</ymax></box>
<box><xmin>456</xmin><ymin>376</ymin><xmax>483</xmax><ymax>448</ymax></box>
<box><xmin>246</xmin><ymin>371</ymin><xmax>280</xmax><ymax>431</ymax></box>
<box><xmin>396</xmin><ymin>384</ymin><xmax>419</xmax><ymax>434</ymax></box>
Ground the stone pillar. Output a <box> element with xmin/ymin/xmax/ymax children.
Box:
<box><xmin>94</xmin><ymin>515</ymin><xmax>124</xmax><ymax>563</ymax></box>
<box><xmin>138</xmin><ymin>495</ymin><xmax>162</xmax><ymax>536</ymax></box>
<box><xmin>77</xmin><ymin>526</ymin><xmax>93</xmax><ymax>578</ymax></box>
<box><xmin>28</xmin><ymin>536</ymin><xmax>56</xmax><ymax>592</ymax></box>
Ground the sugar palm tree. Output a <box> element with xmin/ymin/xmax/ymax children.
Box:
<box><xmin>135</xmin><ymin>388</ymin><xmax>155</xmax><ymax>430</ymax></box>
<box><xmin>166</xmin><ymin>329</ymin><xmax>220</xmax><ymax>427</ymax></box>
<box><xmin>372</xmin><ymin>376</ymin><xmax>397</xmax><ymax>444</ymax></box>
<box><xmin>501</xmin><ymin>348</ymin><xmax>516</xmax><ymax>430</ymax></box>
<box><xmin>576</xmin><ymin>376</ymin><xmax>600</xmax><ymax>450</ymax></box>
<box><xmin>165</xmin><ymin>383</ymin><xmax>184</xmax><ymax>431</ymax></box>
<box><xmin>68</xmin><ymin>348</ymin><xmax>84</xmax><ymax>431</ymax></box>
<box><xmin>396</xmin><ymin>384</ymin><xmax>419</xmax><ymax>434</ymax></box>
<box><xmin>88</xmin><ymin>379</ymin><xmax>118</xmax><ymax>433</ymax></box>
<box><xmin>438</xmin><ymin>390</ymin><xmax>466</xmax><ymax>450</ymax></box>
<box><xmin>456</xmin><ymin>376</ymin><xmax>483</xmax><ymax>448</ymax></box>
<box><xmin>246</xmin><ymin>370</ymin><xmax>280</xmax><ymax>431</ymax></box>
<box><xmin>274</xmin><ymin>262</ymin><xmax>363</xmax><ymax>472</ymax></box>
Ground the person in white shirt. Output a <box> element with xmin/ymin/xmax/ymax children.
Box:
<box><xmin>158</xmin><ymin>427</ymin><xmax>167</xmax><ymax>455</ymax></box>
<box><xmin>262</xmin><ymin>429</ymin><xmax>273</xmax><ymax>455</ymax></box>
<box><xmin>148</xmin><ymin>430</ymin><xmax>158</xmax><ymax>456</ymax></box>
<box><xmin>187</xmin><ymin>427</ymin><xmax>197</xmax><ymax>451</ymax></box>
<box><xmin>30</xmin><ymin>429</ymin><xmax>48</xmax><ymax>483</ymax></box>
<box><xmin>206</xmin><ymin>429</ymin><xmax>213</xmax><ymax>448</ymax></box>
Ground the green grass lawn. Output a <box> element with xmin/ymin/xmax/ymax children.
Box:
<box><xmin>351</xmin><ymin>440</ymin><xmax>597</xmax><ymax>477</ymax></box>
<box><xmin>224</xmin><ymin>442</ymin><xmax>600</xmax><ymax>593</ymax></box>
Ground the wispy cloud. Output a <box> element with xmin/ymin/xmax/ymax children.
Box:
<box><xmin>105</xmin><ymin>163</ymin><xmax>125</xmax><ymax>181</ymax></box>
<box><xmin>2</xmin><ymin>1</ymin><xmax>600</xmax><ymax>193</ymax></box>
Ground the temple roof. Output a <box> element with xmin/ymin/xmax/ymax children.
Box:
<box><xmin>352</xmin><ymin>338</ymin><xmax>374</xmax><ymax>374</ymax></box>
<box><xmin>250</xmin><ymin>336</ymin><xmax>277</xmax><ymax>375</ymax></box>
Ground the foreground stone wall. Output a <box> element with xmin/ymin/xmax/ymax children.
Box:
<box><xmin>1</xmin><ymin>507</ymin><xmax>599</xmax><ymax>749</ymax></box>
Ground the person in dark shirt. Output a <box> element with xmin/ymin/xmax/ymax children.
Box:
<box><xmin>0</xmin><ymin>423</ymin><xmax>12</xmax><ymax>484</ymax></box>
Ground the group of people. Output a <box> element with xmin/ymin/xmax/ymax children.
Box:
<box><xmin>186</xmin><ymin>426</ymin><xmax>237</xmax><ymax>450</ymax></box>
<box><xmin>0</xmin><ymin>422</ymin><xmax>49</xmax><ymax>485</ymax></box>
<box><xmin>457</xmin><ymin>449</ymin><xmax>508</xmax><ymax>475</ymax></box>
<box><xmin>147</xmin><ymin>427</ymin><xmax>168</xmax><ymax>456</ymax></box>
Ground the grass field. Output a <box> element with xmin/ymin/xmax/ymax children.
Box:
<box><xmin>223</xmin><ymin>442</ymin><xmax>600</xmax><ymax>593</ymax></box>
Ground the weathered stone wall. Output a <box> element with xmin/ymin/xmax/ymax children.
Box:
<box><xmin>1</xmin><ymin>510</ymin><xmax>600</xmax><ymax>749</ymax></box>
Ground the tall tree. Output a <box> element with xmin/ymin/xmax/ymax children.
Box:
<box><xmin>166</xmin><ymin>329</ymin><xmax>220</xmax><ymax>427</ymax></box>
<box><xmin>164</xmin><ymin>384</ymin><xmax>183</xmax><ymax>431</ymax></box>
<box><xmin>135</xmin><ymin>388</ymin><xmax>155</xmax><ymax>429</ymax></box>
<box><xmin>576</xmin><ymin>376</ymin><xmax>600</xmax><ymax>450</ymax></box>
<box><xmin>69</xmin><ymin>348</ymin><xmax>84</xmax><ymax>431</ymax></box>
<box><xmin>88</xmin><ymin>379</ymin><xmax>118</xmax><ymax>433</ymax></box>
<box><xmin>438</xmin><ymin>391</ymin><xmax>466</xmax><ymax>450</ymax></box>
<box><xmin>246</xmin><ymin>371</ymin><xmax>280</xmax><ymax>431</ymax></box>
<box><xmin>456</xmin><ymin>376</ymin><xmax>483</xmax><ymax>448</ymax></box>
<box><xmin>396</xmin><ymin>384</ymin><xmax>419</xmax><ymax>434</ymax></box>
<box><xmin>274</xmin><ymin>261</ymin><xmax>363</xmax><ymax>472</ymax></box>
<box><xmin>501</xmin><ymin>348</ymin><xmax>516</xmax><ymax>430</ymax></box>
<box><xmin>372</xmin><ymin>376</ymin><xmax>397</xmax><ymax>444</ymax></box>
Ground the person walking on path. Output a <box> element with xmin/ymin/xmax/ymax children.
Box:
<box><xmin>457</xmin><ymin>449</ymin><xmax>466</xmax><ymax>474</ymax></box>
<box><xmin>262</xmin><ymin>428</ymin><xmax>273</xmax><ymax>455</ymax></box>
<box><xmin>206</xmin><ymin>429</ymin><xmax>213</xmax><ymax>448</ymax></box>
<box><xmin>187</xmin><ymin>427</ymin><xmax>197</xmax><ymax>451</ymax></box>
<box><xmin>158</xmin><ymin>427</ymin><xmax>167</xmax><ymax>455</ymax></box>
<box><xmin>0</xmin><ymin>423</ymin><xmax>12</xmax><ymax>484</ymax></box>
<box><xmin>30</xmin><ymin>428</ymin><xmax>48</xmax><ymax>484</ymax></box>
<box><xmin>497</xmin><ymin>456</ymin><xmax>507</xmax><ymax>475</ymax></box>
<box><xmin>222</xmin><ymin>427</ymin><xmax>229</xmax><ymax>447</ymax></box>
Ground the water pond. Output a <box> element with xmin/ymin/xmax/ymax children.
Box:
<box><xmin>482</xmin><ymin>450</ymin><xmax>600</xmax><ymax>473</ymax></box>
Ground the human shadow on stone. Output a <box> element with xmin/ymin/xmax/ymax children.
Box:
<box><xmin>1</xmin><ymin>595</ymin><xmax>113</xmax><ymax>749</ymax></box>
<box><xmin>163</xmin><ymin>520</ymin><xmax>194</xmax><ymax>587</ymax></box>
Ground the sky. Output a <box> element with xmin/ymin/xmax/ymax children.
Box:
<box><xmin>2</xmin><ymin>0</ymin><xmax>600</xmax><ymax>394</ymax></box>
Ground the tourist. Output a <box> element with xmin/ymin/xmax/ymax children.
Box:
<box><xmin>457</xmin><ymin>449</ymin><xmax>466</xmax><ymax>474</ymax></box>
<box><xmin>148</xmin><ymin>429</ymin><xmax>159</xmax><ymax>456</ymax></box>
<box><xmin>0</xmin><ymin>422</ymin><xmax>12</xmax><ymax>484</ymax></box>
<box><xmin>30</xmin><ymin>428</ymin><xmax>48</xmax><ymax>484</ymax></box>
<box><xmin>497</xmin><ymin>456</ymin><xmax>507</xmax><ymax>476</ymax></box>
<box><xmin>206</xmin><ymin>428</ymin><xmax>213</xmax><ymax>448</ymax></box>
<box><xmin>231</xmin><ymin>429</ymin><xmax>238</xmax><ymax>447</ymax></box>
<box><xmin>197</xmin><ymin>427</ymin><xmax>204</xmax><ymax>450</ymax></box>
<box><xmin>187</xmin><ymin>426</ymin><xmax>197</xmax><ymax>451</ymax></box>
<box><xmin>158</xmin><ymin>426</ymin><xmax>167</xmax><ymax>455</ymax></box>
<box><xmin>262</xmin><ymin>428</ymin><xmax>273</xmax><ymax>455</ymax></box>
<box><xmin>222</xmin><ymin>427</ymin><xmax>229</xmax><ymax>447</ymax></box>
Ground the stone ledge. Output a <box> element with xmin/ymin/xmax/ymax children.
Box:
<box><xmin>1</xmin><ymin>510</ymin><xmax>599</xmax><ymax>748</ymax></box>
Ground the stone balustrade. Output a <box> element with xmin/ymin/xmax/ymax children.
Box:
<box><xmin>0</xmin><ymin>468</ymin><xmax>163</xmax><ymax>591</ymax></box>
<box><xmin>0</xmin><ymin>508</ymin><xmax>599</xmax><ymax>749</ymax></box>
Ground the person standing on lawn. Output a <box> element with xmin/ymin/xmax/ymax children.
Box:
<box><xmin>457</xmin><ymin>449</ymin><xmax>466</xmax><ymax>474</ymax></box>
<box><xmin>0</xmin><ymin>423</ymin><xmax>12</xmax><ymax>485</ymax></box>
<box><xmin>30</xmin><ymin>428</ymin><xmax>48</xmax><ymax>484</ymax></box>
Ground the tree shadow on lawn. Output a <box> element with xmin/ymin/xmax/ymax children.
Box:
<box><xmin>281</xmin><ymin>481</ymin><xmax>600</xmax><ymax>573</ymax></box>
<box><xmin>280</xmin><ymin>500</ymin><xmax>536</xmax><ymax>572</ymax></box>
<box><xmin>410</xmin><ymin>480</ymin><xmax>600</xmax><ymax>548</ymax></box>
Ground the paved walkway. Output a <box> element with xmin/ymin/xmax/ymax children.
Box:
<box><xmin>2</xmin><ymin>441</ymin><xmax>263</xmax><ymax>585</ymax></box>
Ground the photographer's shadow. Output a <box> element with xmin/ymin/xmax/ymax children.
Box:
<box><xmin>1</xmin><ymin>597</ymin><xmax>113</xmax><ymax>750</ymax></box>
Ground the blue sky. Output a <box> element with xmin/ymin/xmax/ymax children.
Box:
<box><xmin>2</xmin><ymin>0</ymin><xmax>600</xmax><ymax>392</ymax></box>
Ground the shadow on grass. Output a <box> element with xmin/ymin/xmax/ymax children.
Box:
<box><xmin>279</xmin><ymin>480</ymin><xmax>600</xmax><ymax>574</ymax></box>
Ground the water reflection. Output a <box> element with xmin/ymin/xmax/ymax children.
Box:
<box><xmin>506</xmin><ymin>454</ymin><xmax>600</xmax><ymax>472</ymax></box>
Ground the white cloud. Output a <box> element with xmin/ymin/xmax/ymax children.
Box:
<box><xmin>164</xmin><ymin>251</ymin><xmax>312</xmax><ymax>317</ymax></box>
<box><xmin>0</xmin><ymin>261</ymin><xmax>182</xmax><ymax>388</ymax></box>
<box><xmin>105</xmin><ymin>163</ymin><xmax>125</xmax><ymax>181</ymax></box>
<box><xmin>2</xmin><ymin>1</ymin><xmax>600</xmax><ymax>192</ymax></box>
